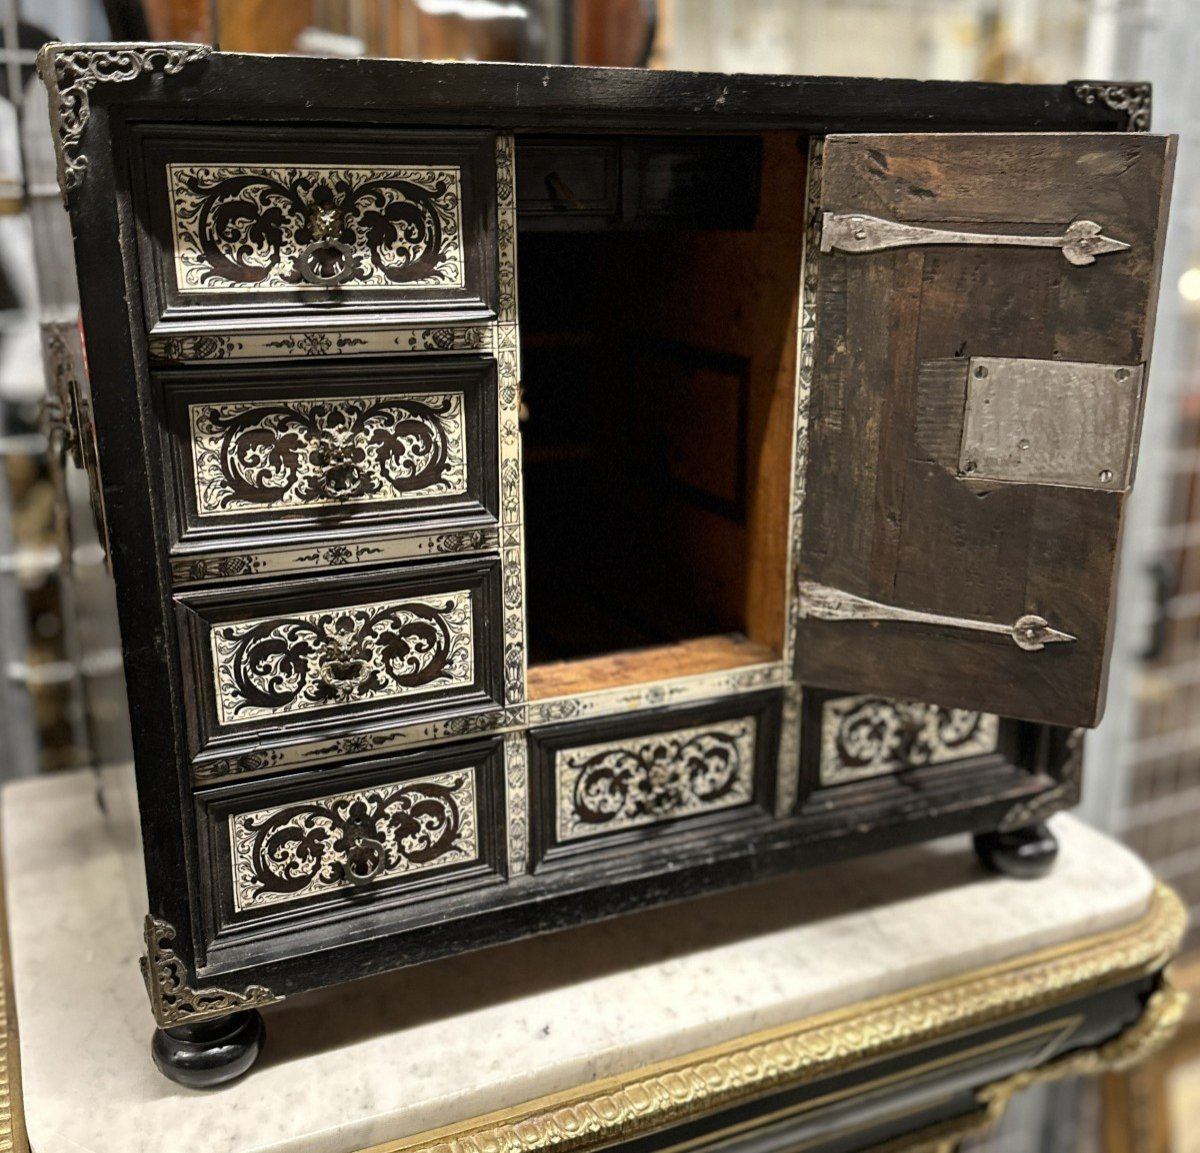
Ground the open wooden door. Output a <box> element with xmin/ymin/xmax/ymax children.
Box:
<box><xmin>796</xmin><ymin>132</ymin><xmax>1175</xmax><ymax>728</ymax></box>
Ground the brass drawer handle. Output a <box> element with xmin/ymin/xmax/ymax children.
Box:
<box><xmin>344</xmin><ymin>832</ymin><xmax>385</xmax><ymax>886</ymax></box>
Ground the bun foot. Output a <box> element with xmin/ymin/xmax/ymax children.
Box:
<box><xmin>974</xmin><ymin>822</ymin><xmax>1059</xmax><ymax>880</ymax></box>
<box><xmin>151</xmin><ymin>1009</ymin><xmax>264</xmax><ymax>1087</ymax></box>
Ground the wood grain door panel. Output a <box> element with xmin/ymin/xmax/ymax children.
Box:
<box><xmin>797</xmin><ymin>132</ymin><xmax>1176</xmax><ymax>727</ymax></box>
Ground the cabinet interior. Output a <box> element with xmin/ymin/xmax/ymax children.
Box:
<box><xmin>517</xmin><ymin>132</ymin><xmax>807</xmax><ymax>699</ymax></box>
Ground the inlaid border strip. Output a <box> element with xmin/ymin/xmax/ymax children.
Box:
<box><xmin>503</xmin><ymin>730</ymin><xmax>529</xmax><ymax>875</ymax></box>
<box><xmin>191</xmin><ymin>707</ymin><xmax>527</xmax><ymax>784</ymax></box>
<box><xmin>147</xmin><ymin>323</ymin><xmax>493</xmax><ymax>362</ymax></box>
<box><xmin>171</xmin><ymin>527</ymin><xmax>502</xmax><ymax>586</ymax></box>
<box><xmin>773</xmin><ymin>138</ymin><xmax>822</xmax><ymax>815</ymax></box>
<box><xmin>526</xmin><ymin>662</ymin><xmax>785</xmax><ymax>727</ymax></box>
<box><xmin>495</xmin><ymin>134</ymin><xmax>527</xmax><ymax>709</ymax></box>
<box><xmin>356</xmin><ymin>881</ymin><xmax>1186</xmax><ymax>1153</ymax></box>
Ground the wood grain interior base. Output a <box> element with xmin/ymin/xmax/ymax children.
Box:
<box><xmin>527</xmin><ymin>633</ymin><xmax>777</xmax><ymax>700</ymax></box>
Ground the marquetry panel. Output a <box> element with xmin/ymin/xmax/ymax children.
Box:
<box><xmin>168</xmin><ymin>163</ymin><xmax>464</xmax><ymax>293</ymax></box>
<box><xmin>229</xmin><ymin>767</ymin><xmax>479</xmax><ymax>910</ymax></box>
<box><xmin>159</xmin><ymin>358</ymin><xmax>499</xmax><ymax>552</ymax></box>
<box><xmin>209</xmin><ymin>588</ymin><xmax>475</xmax><ymax>724</ymax></box>
<box><xmin>132</xmin><ymin>127</ymin><xmax>497</xmax><ymax>329</ymax></box>
<box><xmin>176</xmin><ymin>558</ymin><xmax>504</xmax><ymax>754</ymax></box>
<box><xmin>529</xmin><ymin>693</ymin><xmax>781</xmax><ymax>867</ymax></box>
<box><xmin>189</xmin><ymin>391</ymin><xmax>468</xmax><ymax>515</ymax></box>
<box><xmin>555</xmin><ymin>717</ymin><xmax>757</xmax><ymax>841</ymax></box>
<box><xmin>818</xmin><ymin>693</ymin><xmax>1000</xmax><ymax>786</ymax></box>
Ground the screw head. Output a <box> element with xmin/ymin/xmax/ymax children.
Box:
<box><xmin>1115</xmin><ymin>368</ymin><xmax>1130</xmax><ymax>382</ymax></box>
<box><xmin>1018</xmin><ymin>438</ymin><xmax>1031</xmax><ymax>451</ymax></box>
<box><xmin>1099</xmin><ymin>468</ymin><xmax>1114</xmax><ymax>483</ymax></box>
<box><xmin>975</xmin><ymin>365</ymin><xmax>988</xmax><ymax>378</ymax></box>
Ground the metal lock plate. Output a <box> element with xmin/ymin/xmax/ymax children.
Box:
<box><xmin>958</xmin><ymin>356</ymin><xmax>1144</xmax><ymax>491</ymax></box>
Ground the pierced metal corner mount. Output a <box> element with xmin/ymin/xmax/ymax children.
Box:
<box><xmin>140</xmin><ymin>915</ymin><xmax>280</xmax><ymax>1029</ymax></box>
<box><xmin>1072</xmin><ymin>81</ymin><xmax>1152</xmax><ymax>132</ymax></box>
<box><xmin>37</xmin><ymin>41</ymin><xmax>212</xmax><ymax>204</ymax></box>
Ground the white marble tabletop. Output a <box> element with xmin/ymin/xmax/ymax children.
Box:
<box><xmin>2</xmin><ymin>770</ymin><xmax>1155</xmax><ymax>1153</ymax></box>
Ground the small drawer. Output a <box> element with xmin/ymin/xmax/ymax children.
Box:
<box><xmin>131</xmin><ymin>126</ymin><xmax>497</xmax><ymax>331</ymax></box>
<box><xmin>159</xmin><ymin>357</ymin><xmax>497</xmax><ymax>551</ymax></box>
<box><xmin>196</xmin><ymin>738</ymin><xmax>504</xmax><ymax>938</ymax></box>
<box><xmin>176</xmin><ymin>558</ymin><xmax>503</xmax><ymax>756</ymax></box>
<box><xmin>806</xmin><ymin>690</ymin><xmax>1007</xmax><ymax>789</ymax></box>
<box><xmin>529</xmin><ymin>693</ymin><xmax>780</xmax><ymax>869</ymax></box>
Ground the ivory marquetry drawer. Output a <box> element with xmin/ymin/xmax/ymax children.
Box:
<box><xmin>175</xmin><ymin>559</ymin><xmax>503</xmax><ymax>756</ymax></box>
<box><xmin>158</xmin><ymin>357</ymin><xmax>498</xmax><ymax>554</ymax></box>
<box><xmin>43</xmin><ymin>41</ymin><xmax>1174</xmax><ymax>1083</ymax></box>
<box><xmin>131</xmin><ymin>126</ymin><xmax>499</xmax><ymax>332</ymax></box>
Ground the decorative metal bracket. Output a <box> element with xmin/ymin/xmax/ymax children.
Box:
<box><xmin>37</xmin><ymin>41</ymin><xmax>212</xmax><ymax>203</ymax></box>
<box><xmin>39</xmin><ymin>321</ymin><xmax>82</xmax><ymax>469</ymax></box>
<box><xmin>141</xmin><ymin>916</ymin><xmax>280</xmax><ymax>1028</ymax></box>
<box><xmin>798</xmin><ymin>581</ymin><xmax>1076</xmax><ymax>652</ymax></box>
<box><xmin>821</xmin><ymin>213</ymin><xmax>1129</xmax><ymax>266</ymax></box>
<box><xmin>1072</xmin><ymin>81</ymin><xmax>1152</xmax><ymax>131</ymax></box>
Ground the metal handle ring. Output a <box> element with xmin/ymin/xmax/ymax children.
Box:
<box><xmin>298</xmin><ymin>238</ymin><xmax>356</xmax><ymax>286</ymax></box>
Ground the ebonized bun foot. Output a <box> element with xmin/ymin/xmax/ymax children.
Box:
<box><xmin>151</xmin><ymin>1009</ymin><xmax>264</xmax><ymax>1087</ymax></box>
<box><xmin>974</xmin><ymin>823</ymin><xmax>1059</xmax><ymax>880</ymax></box>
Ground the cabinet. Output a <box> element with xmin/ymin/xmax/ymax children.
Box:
<box><xmin>38</xmin><ymin>43</ymin><xmax>1174</xmax><ymax>1082</ymax></box>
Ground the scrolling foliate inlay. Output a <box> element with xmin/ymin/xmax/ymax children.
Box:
<box><xmin>210</xmin><ymin>590</ymin><xmax>474</xmax><ymax>724</ymax></box>
<box><xmin>167</xmin><ymin>163</ymin><xmax>464</xmax><ymax>292</ymax></box>
<box><xmin>230</xmin><ymin>769</ymin><xmax>478</xmax><ymax>911</ymax></box>
<box><xmin>38</xmin><ymin>42</ymin><xmax>212</xmax><ymax>202</ymax></box>
<box><xmin>820</xmin><ymin>694</ymin><xmax>1000</xmax><ymax>786</ymax></box>
<box><xmin>556</xmin><ymin>719</ymin><xmax>756</xmax><ymax>842</ymax></box>
<box><xmin>141</xmin><ymin>916</ymin><xmax>279</xmax><ymax>1027</ymax></box>
<box><xmin>189</xmin><ymin>392</ymin><xmax>468</xmax><ymax>515</ymax></box>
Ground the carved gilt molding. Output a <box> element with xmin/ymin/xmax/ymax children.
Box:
<box><xmin>365</xmin><ymin>882</ymin><xmax>1185</xmax><ymax>1153</ymax></box>
<box><xmin>37</xmin><ymin>41</ymin><xmax>212</xmax><ymax>203</ymax></box>
<box><xmin>140</xmin><ymin>916</ymin><xmax>279</xmax><ymax>1028</ymax></box>
<box><xmin>1072</xmin><ymin>81</ymin><xmax>1152</xmax><ymax>132</ymax></box>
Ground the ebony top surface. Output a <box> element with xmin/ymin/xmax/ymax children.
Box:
<box><xmin>58</xmin><ymin>43</ymin><xmax>1145</xmax><ymax>133</ymax></box>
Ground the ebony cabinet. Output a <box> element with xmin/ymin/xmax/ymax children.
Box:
<box><xmin>39</xmin><ymin>42</ymin><xmax>1174</xmax><ymax>1082</ymax></box>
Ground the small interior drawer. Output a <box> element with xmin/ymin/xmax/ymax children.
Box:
<box><xmin>158</xmin><ymin>357</ymin><xmax>498</xmax><ymax>552</ymax></box>
<box><xmin>130</xmin><ymin>126</ymin><xmax>497</xmax><ymax>331</ymax></box>
<box><xmin>195</xmin><ymin>737</ymin><xmax>505</xmax><ymax>939</ymax></box>
<box><xmin>175</xmin><ymin>557</ymin><xmax>504</xmax><ymax>756</ymax></box>
<box><xmin>528</xmin><ymin>691</ymin><xmax>781</xmax><ymax>869</ymax></box>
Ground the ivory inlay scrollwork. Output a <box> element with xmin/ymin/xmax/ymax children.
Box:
<box><xmin>189</xmin><ymin>392</ymin><xmax>467</xmax><ymax>514</ymax></box>
<box><xmin>229</xmin><ymin>769</ymin><xmax>478</xmax><ymax>910</ymax></box>
<box><xmin>209</xmin><ymin>591</ymin><xmax>474</xmax><ymax>724</ymax></box>
<box><xmin>167</xmin><ymin>163</ymin><xmax>464</xmax><ymax>292</ymax></box>
<box><xmin>820</xmin><ymin>694</ymin><xmax>1000</xmax><ymax>786</ymax></box>
<box><xmin>556</xmin><ymin>719</ymin><xmax>756</xmax><ymax>841</ymax></box>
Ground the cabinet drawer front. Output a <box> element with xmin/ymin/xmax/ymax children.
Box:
<box><xmin>177</xmin><ymin>559</ymin><xmax>503</xmax><ymax>754</ymax></box>
<box><xmin>529</xmin><ymin>694</ymin><xmax>781</xmax><ymax>866</ymax></box>
<box><xmin>197</xmin><ymin>739</ymin><xmax>504</xmax><ymax>936</ymax></box>
<box><xmin>133</xmin><ymin>128</ymin><xmax>497</xmax><ymax>329</ymax></box>
<box><xmin>160</xmin><ymin>358</ymin><xmax>497</xmax><ymax>549</ymax></box>
<box><xmin>807</xmin><ymin>690</ymin><xmax>1005</xmax><ymax>789</ymax></box>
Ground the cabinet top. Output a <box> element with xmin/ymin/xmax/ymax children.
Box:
<box><xmin>37</xmin><ymin>41</ymin><xmax>1148</xmax><ymax>136</ymax></box>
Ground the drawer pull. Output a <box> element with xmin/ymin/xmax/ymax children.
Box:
<box><xmin>344</xmin><ymin>831</ymin><xmax>386</xmax><ymax>885</ymax></box>
<box><xmin>298</xmin><ymin>238</ymin><xmax>356</xmax><ymax>287</ymax></box>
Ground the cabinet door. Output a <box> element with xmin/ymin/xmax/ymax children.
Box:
<box><xmin>796</xmin><ymin>132</ymin><xmax>1175</xmax><ymax>727</ymax></box>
